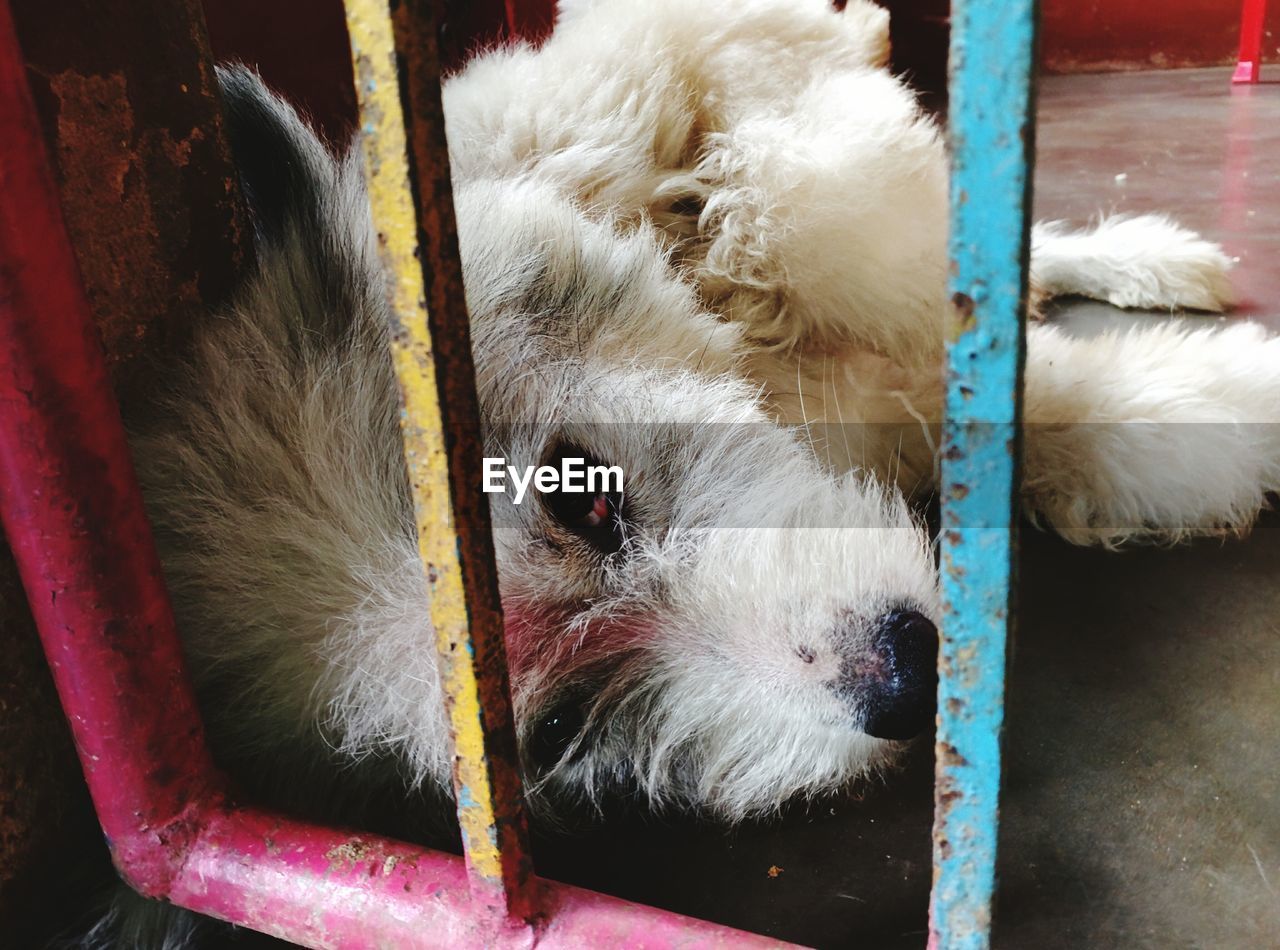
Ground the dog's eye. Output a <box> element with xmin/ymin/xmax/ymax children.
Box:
<box><xmin>530</xmin><ymin>700</ymin><xmax>586</xmax><ymax>770</ymax></box>
<box><xmin>546</xmin><ymin>487</ymin><xmax>623</xmax><ymax>550</ymax></box>
<box><xmin>541</xmin><ymin>447</ymin><xmax>626</xmax><ymax>555</ymax></box>
<box><xmin>669</xmin><ymin>194</ymin><xmax>705</xmax><ymax>218</ymax></box>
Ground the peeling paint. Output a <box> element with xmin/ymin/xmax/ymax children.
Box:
<box><xmin>9</xmin><ymin>0</ymin><xmax>251</xmax><ymax>400</ymax></box>
<box><xmin>929</xmin><ymin>1</ymin><xmax>1037</xmax><ymax>948</ymax></box>
<box><xmin>343</xmin><ymin>0</ymin><xmax>534</xmax><ymax>925</ymax></box>
<box><xmin>949</xmin><ymin>291</ymin><xmax>978</xmax><ymax>340</ymax></box>
<box><xmin>325</xmin><ymin>838</ymin><xmax>374</xmax><ymax>872</ymax></box>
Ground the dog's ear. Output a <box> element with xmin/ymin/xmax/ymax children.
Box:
<box><xmin>216</xmin><ymin>64</ymin><xmax>381</xmax><ymax>343</ymax></box>
<box><xmin>216</xmin><ymin>64</ymin><xmax>334</xmax><ymax>245</ymax></box>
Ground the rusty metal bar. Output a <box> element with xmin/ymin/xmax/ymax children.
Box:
<box><xmin>343</xmin><ymin>0</ymin><xmax>536</xmax><ymax>924</ymax></box>
<box><xmin>8</xmin><ymin>0</ymin><xmax>251</xmax><ymax>393</ymax></box>
<box><xmin>0</xmin><ymin>0</ymin><xmax>227</xmax><ymax>893</ymax></box>
<box><xmin>2</xmin><ymin>4</ymin><xmax>250</xmax><ymax>919</ymax></box>
<box><xmin>930</xmin><ymin>1</ymin><xmax>1038</xmax><ymax>948</ymax></box>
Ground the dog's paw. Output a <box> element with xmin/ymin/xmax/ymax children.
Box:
<box><xmin>1099</xmin><ymin>216</ymin><xmax>1236</xmax><ymax>313</ymax></box>
<box><xmin>1032</xmin><ymin>214</ymin><xmax>1236</xmax><ymax>314</ymax></box>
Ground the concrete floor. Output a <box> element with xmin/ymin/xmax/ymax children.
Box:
<box><xmin>532</xmin><ymin>69</ymin><xmax>1280</xmax><ymax>949</ymax></box>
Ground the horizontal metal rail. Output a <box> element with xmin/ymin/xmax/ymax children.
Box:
<box><xmin>930</xmin><ymin>1</ymin><xmax>1037</xmax><ymax>948</ymax></box>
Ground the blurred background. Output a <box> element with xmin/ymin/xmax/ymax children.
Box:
<box><xmin>197</xmin><ymin>0</ymin><xmax>1280</xmax><ymax>140</ymax></box>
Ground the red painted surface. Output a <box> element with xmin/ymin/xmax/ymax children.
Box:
<box><xmin>0</xmin><ymin>0</ymin><xmax>224</xmax><ymax>897</ymax></box>
<box><xmin>203</xmin><ymin>0</ymin><xmax>360</xmax><ymax>141</ymax></box>
<box><xmin>203</xmin><ymin>0</ymin><xmax>1280</xmax><ymax>145</ymax></box>
<box><xmin>1234</xmin><ymin>0</ymin><xmax>1269</xmax><ymax>82</ymax></box>
<box><xmin>167</xmin><ymin>805</ymin><xmax>787</xmax><ymax>948</ymax></box>
<box><xmin>887</xmin><ymin>0</ymin><xmax>1280</xmax><ymax>78</ymax></box>
<box><xmin>1041</xmin><ymin>0</ymin><xmax>1280</xmax><ymax>73</ymax></box>
<box><xmin>505</xmin><ymin>0</ymin><xmax>555</xmax><ymax>46</ymax></box>
<box><xmin>203</xmin><ymin>0</ymin><xmax>556</xmax><ymax>143</ymax></box>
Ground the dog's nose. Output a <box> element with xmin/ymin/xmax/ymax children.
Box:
<box><xmin>860</xmin><ymin>609</ymin><xmax>938</xmax><ymax>740</ymax></box>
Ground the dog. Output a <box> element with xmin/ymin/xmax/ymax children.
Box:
<box><xmin>95</xmin><ymin>0</ymin><xmax>1279</xmax><ymax>943</ymax></box>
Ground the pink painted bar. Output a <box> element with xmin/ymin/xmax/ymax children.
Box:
<box><xmin>0</xmin><ymin>0</ymin><xmax>224</xmax><ymax>898</ymax></box>
<box><xmin>168</xmin><ymin>805</ymin><xmax>785</xmax><ymax>948</ymax></box>
<box><xmin>0</xmin><ymin>1</ymin><xmax>798</xmax><ymax>945</ymax></box>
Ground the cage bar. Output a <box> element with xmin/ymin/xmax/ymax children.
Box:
<box><xmin>929</xmin><ymin>1</ymin><xmax>1037</xmax><ymax>949</ymax></box>
<box><xmin>7</xmin><ymin>0</ymin><xmax>252</xmax><ymax>389</ymax></box>
<box><xmin>0</xmin><ymin>0</ymin><xmax>226</xmax><ymax>891</ymax></box>
<box><xmin>343</xmin><ymin>0</ymin><xmax>536</xmax><ymax>923</ymax></box>
<box><xmin>1</xmin><ymin>0</ymin><xmax>1046</xmax><ymax>942</ymax></box>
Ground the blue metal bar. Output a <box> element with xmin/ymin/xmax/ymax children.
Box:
<box><xmin>930</xmin><ymin>2</ymin><xmax>1038</xmax><ymax>948</ymax></box>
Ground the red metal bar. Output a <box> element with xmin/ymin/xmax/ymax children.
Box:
<box><xmin>0</xmin><ymin>0</ymin><xmax>223</xmax><ymax>896</ymax></box>
<box><xmin>0</xmin><ymin>1</ymin><xmax>794</xmax><ymax>944</ymax></box>
<box><xmin>1233</xmin><ymin>0</ymin><xmax>1267</xmax><ymax>83</ymax></box>
<box><xmin>165</xmin><ymin>807</ymin><xmax>788</xmax><ymax>948</ymax></box>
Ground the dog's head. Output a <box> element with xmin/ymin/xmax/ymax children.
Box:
<box><xmin>457</xmin><ymin>179</ymin><xmax>940</xmax><ymax>818</ymax></box>
<box><xmin>171</xmin><ymin>69</ymin><xmax>940</xmax><ymax>825</ymax></box>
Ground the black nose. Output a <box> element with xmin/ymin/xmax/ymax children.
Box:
<box><xmin>860</xmin><ymin>609</ymin><xmax>938</xmax><ymax>740</ymax></box>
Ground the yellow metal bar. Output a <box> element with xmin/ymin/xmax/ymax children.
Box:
<box><xmin>343</xmin><ymin>0</ymin><xmax>535</xmax><ymax>923</ymax></box>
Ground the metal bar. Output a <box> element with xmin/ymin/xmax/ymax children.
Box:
<box><xmin>2</xmin><ymin>1</ymin><xmax>251</xmax><ymax>917</ymax></box>
<box><xmin>1232</xmin><ymin>0</ymin><xmax>1267</xmax><ymax>84</ymax></box>
<box><xmin>0</xmin><ymin>3</ymin><xmax>795</xmax><ymax>944</ymax></box>
<box><xmin>8</xmin><ymin>0</ymin><xmax>251</xmax><ymax>393</ymax></box>
<box><xmin>930</xmin><ymin>2</ymin><xmax>1038</xmax><ymax>949</ymax></box>
<box><xmin>165</xmin><ymin>805</ymin><xmax>791</xmax><ymax>949</ymax></box>
<box><xmin>343</xmin><ymin>0</ymin><xmax>536</xmax><ymax>924</ymax></box>
<box><xmin>0</xmin><ymin>0</ymin><xmax>225</xmax><ymax>894</ymax></box>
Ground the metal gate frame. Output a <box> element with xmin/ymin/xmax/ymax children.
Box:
<box><xmin>0</xmin><ymin>0</ymin><xmax>1036</xmax><ymax>946</ymax></box>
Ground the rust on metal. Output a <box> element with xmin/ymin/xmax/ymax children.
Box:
<box><xmin>2</xmin><ymin>1</ymin><xmax>798</xmax><ymax>944</ymax></box>
<box><xmin>3</xmin><ymin>0</ymin><xmax>249</xmax><ymax>930</ymax></box>
<box><xmin>9</xmin><ymin>0</ymin><xmax>251</xmax><ymax>395</ymax></box>
<box><xmin>0</xmin><ymin>0</ymin><xmax>225</xmax><ymax>897</ymax></box>
<box><xmin>343</xmin><ymin>0</ymin><xmax>536</xmax><ymax>924</ymax></box>
<box><xmin>949</xmin><ymin>291</ymin><xmax>978</xmax><ymax>339</ymax></box>
<box><xmin>930</xmin><ymin>0</ymin><xmax>1037</xmax><ymax>947</ymax></box>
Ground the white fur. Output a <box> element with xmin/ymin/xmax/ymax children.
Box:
<box><xmin>126</xmin><ymin>0</ymin><xmax>1273</xmax><ymax>917</ymax></box>
<box><xmin>1032</xmin><ymin>215</ymin><xmax>1236</xmax><ymax>312</ymax></box>
<box><xmin>1022</xmin><ymin>322</ymin><xmax>1280</xmax><ymax>545</ymax></box>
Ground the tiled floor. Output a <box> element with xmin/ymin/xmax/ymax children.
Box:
<box><xmin>532</xmin><ymin>68</ymin><xmax>1280</xmax><ymax>949</ymax></box>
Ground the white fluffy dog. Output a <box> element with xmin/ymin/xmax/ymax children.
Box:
<box><xmin>103</xmin><ymin>0</ymin><xmax>1279</xmax><ymax>943</ymax></box>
